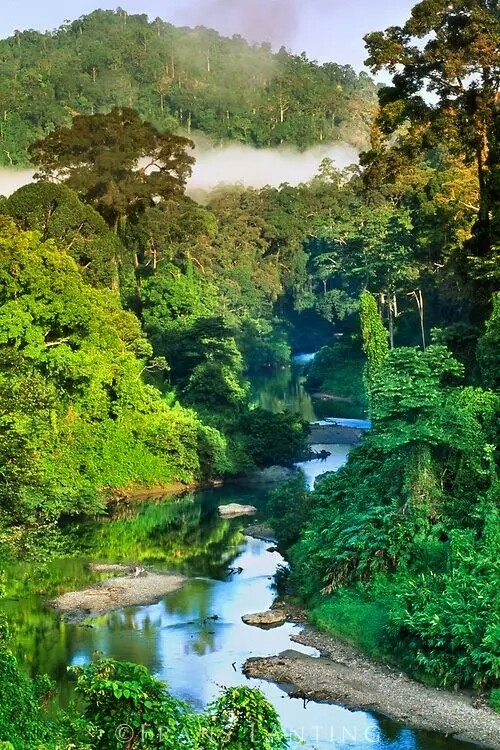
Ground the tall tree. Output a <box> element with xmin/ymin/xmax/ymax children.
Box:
<box><xmin>3</xmin><ymin>182</ymin><xmax>122</xmax><ymax>288</ymax></box>
<box><xmin>28</xmin><ymin>107</ymin><xmax>195</xmax><ymax>230</ymax></box>
<box><xmin>364</xmin><ymin>0</ymin><xmax>500</xmax><ymax>260</ymax></box>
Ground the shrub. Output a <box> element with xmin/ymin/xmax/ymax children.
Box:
<box><xmin>239</xmin><ymin>409</ymin><xmax>309</xmax><ymax>468</ymax></box>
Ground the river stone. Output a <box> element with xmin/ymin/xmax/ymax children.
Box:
<box><xmin>244</xmin><ymin>466</ymin><xmax>296</xmax><ymax>486</ymax></box>
<box><xmin>242</xmin><ymin>610</ymin><xmax>286</xmax><ymax>628</ymax></box>
<box><xmin>218</xmin><ymin>503</ymin><xmax>257</xmax><ymax>517</ymax></box>
<box><xmin>244</xmin><ymin>522</ymin><xmax>276</xmax><ymax>541</ymax></box>
<box><xmin>88</xmin><ymin>563</ymin><xmax>131</xmax><ymax>573</ymax></box>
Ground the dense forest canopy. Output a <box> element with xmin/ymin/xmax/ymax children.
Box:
<box><xmin>0</xmin><ymin>9</ymin><xmax>378</xmax><ymax>166</ymax></box>
<box><xmin>268</xmin><ymin>0</ymin><xmax>500</xmax><ymax>708</ymax></box>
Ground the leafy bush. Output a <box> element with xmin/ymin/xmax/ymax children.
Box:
<box><xmin>239</xmin><ymin>409</ymin><xmax>309</xmax><ymax>468</ymax></box>
<box><xmin>268</xmin><ymin>474</ymin><xmax>311</xmax><ymax>548</ymax></box>
<box><xmin>490</xmin><ymin>689</ymin><xmax>500</xmax><ymax>712</ymax></box>
<box><xmin>0</xmin><ymin>650</ymin><xmax>51</xmax><ymax>749</ymax></box>
<box><xmin>72</xmin><ymin>659</ymin><xmax>288</xmax><ymax>750</ymax></box>
<box><xmin>72</xmin><ymin>659</ymin><xmax>200</xmax><ymax>749</ymax></box>
<box><xmin>204</xmin><ymin>686</ymin><xmax>288</xmax><ymax>750</ymax></box>
<box><xmin>390</xmin><ymin>517</ymin><xmax>500</xmax><ymax>688</ymax></box>
<box><xmin>310</xmin><ymin>589</ymin><xmax>391</xmax><ymax>658</ymax></box>
<box><xmin>305</xmin><ymin>341</ymin><xmax>365</xmax><ymax>405</ymax></box>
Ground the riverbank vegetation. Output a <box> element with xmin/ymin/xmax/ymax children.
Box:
<box><xmin>268</xmin><ymin>0</ymin><xmax>500</xmax><ymax>705</ymax></box>
<box><xmin>0</xmin><ymin>644</ymin><xmax>288</xmax><ymax>750</ymax></box>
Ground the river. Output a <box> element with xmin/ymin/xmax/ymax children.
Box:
<box><xmin>0</xmin><ymin>360</ymin><xmax>479</xmax><ymax>750</ymax></box>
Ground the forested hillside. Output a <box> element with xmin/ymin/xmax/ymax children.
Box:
<box><xmin>0</xmin><ymin>9</ymin><xmax>378</xmax><ymax>166</ymax></box>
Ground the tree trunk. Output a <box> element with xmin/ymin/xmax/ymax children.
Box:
<box><xmin>409</xmin><ymin>289</ymin><xmax>426</xmax><ymax>351</ymax></box>
<box><xmin>475</xmin><ymin>121</ymin><xmax>491</xmax><ymax>257</ymax></box>
<box><xmin>388</xmin><ymin>306</ymin><xmax>394</xmax><ymax>349</ymax></box>
<box><xmin>386</xmin><ymin>292</ymin><xmax>395</xmax><ymax>349</ymax></box>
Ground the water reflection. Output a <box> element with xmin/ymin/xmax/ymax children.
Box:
<box><xmin>296</xmin><ymin>443</ymin><xmax>352</xmax><ymax>488</ymax></box>
<box><xmin>1</xmin><ymin>485</ymin><xmax>480</xmax><ymax>750</ymax></box>
<box><xmin>251</xmin><ymin>361</ymin><xmax>365</xmax><ymax>422</ymax></box>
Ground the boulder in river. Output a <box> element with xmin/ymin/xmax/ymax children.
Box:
<box><xmin>218</xmin><ymin>503</ymin><xmax>257</xmax><ymax>517</ymax></box>
<box><xmin>244</xmin><ymin>466</ymin><xmax>297</xmax><ymax>486</ymax></box>
<box><xmin>242</xmin><ymin>610</ymin><xmax>287</xmax><ymax>628</ymax></box>
<box><xmin>244</xmin><ymin>522</ymin><xmax>276</xmax><ymax>541</ymax></box>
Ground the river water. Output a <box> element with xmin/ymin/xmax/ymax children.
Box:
<box><xmin>1</xmin><ymin>361</ymin><xmax>479</xmax><ymax>750</ymax></box>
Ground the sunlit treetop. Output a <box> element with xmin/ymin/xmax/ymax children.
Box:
<box><xmin>28</xmin><ymin>107</ymin><xmax>195</xmax><ymax>230</ymax></box>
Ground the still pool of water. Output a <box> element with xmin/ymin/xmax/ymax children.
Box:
<box><xmin>1</xmin><ymin>461</ymin><xmax>479</xmax><ymax>750</ymax></box>
<box><xmin>251</xmin><ymin>356</ymin><xmax>366</xmax><ymax>422</ymax></box>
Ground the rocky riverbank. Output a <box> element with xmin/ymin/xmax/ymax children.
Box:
<box><xmin>308</xmin><ymin>423</ymin><xmax>364</xmax><ymax>445</ymax></box>
<box><xmin>49</xmin><ymin>568</ymin><xmax>187</xmax><ymax>622</ymax></box>
<box><xmin>244</xmin><ymin>626</ymin><xmax>500</xmax><ymax>749</ymax></box>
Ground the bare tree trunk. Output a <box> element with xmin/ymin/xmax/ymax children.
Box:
<box><xmin>409</xmin><ymin>289</ymin><xmax>426</xmax><ymax>350</ymax></box>
<box><xmin>388</xmin><ymin>301</ymin><xmax>394</xmax><ymax>349</ymax></box>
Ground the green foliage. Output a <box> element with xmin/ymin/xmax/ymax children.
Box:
<box><xmin>305</xmin><ymin>341</ymin><xmax>366</xmax><ymax>406</ymax></box>
<box><xmin>0</xmin><ymin>220</ymin><xmax>231</xmax><ymax>525</ymax></box>
<box><xmin>477</xmin><ymin>292</ymin><xmax>500</xmax><ymax>390</ymax></box>
<box><xmin>2</xmin><ymin>182</ymin><xmax>122</xmax><ymax>287</ymax></box>
<box><xmin>310</xmin><ymin>589</ymin><xmax>391</xmax><ymax>658</ymax></box>
<box><xmin>29</xmin><ymin>108</ymin><xmax>194</xmax><ymax>229</ymax></box>
<box><xmin>239</xmin><ymin>410</ymin><xmax>309</xmax><ymax>469</ymax></box>
<box><xmin>204</xmin><ymin>686</ymin><xmax>288</xmax><ymax>750</ymax></box>
<box><xmin>0</xmin><ymin>644</ymin><xmax>289</xmax><ymax>749</ymax></box>
<box><xmin>71</xmin><ymin>659</ymin><xmax>288</xmax><ymax>750</ymax></box>
<box><xmin>364</xmin><ymin>0</ymin><xmax>499</xmax><ymax>309</ymax></box>
<box><xmin>490</xmin><ymin>689</ymin><xmax>500</xmax><ymax>713</ymax></box>
<box><xmin>184</xmin><ymin>362</ymin><xmax>249</xmax><ymax>415</ymax></box>
<box><xmin>72</xmin><ymin>659</ymin><xmax>200</xmax><ymax>749</ymax></box>
<box><xmin>0</xmin><ymin>11</ymin><xmax>377</xmax><ymax>167</ymax></box>
<box><xmin>391</xmin><ymin>507</ymin><xmax>500</xmax><ymax>688</ymax></box>
<box><xmin>238</xmin><ymin>320</ymin><xmax>291</xmax><ymax>371</ymax></box>
<box><xmin>288</xmin><ymin>339</ymin><xmax>498</xmax><ymax>688</ymax></box>
<box><xmin>0</xmin><ymin>649</ymin><xmax>52</xmax><ymax>749</ymax></box>
<box><xmin>268</xmin><ymin>474</ymin><xmax>311</xmax><ymax>548</ymax></box>
<box><xmin>359</xmin><ymin>290</ymin><xmax>389</xmax><ymax>399</ymax></box>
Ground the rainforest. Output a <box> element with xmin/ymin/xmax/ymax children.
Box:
<box><xmin>0</xmin><ymin>2</ymin><xmax>498</xmax><ymax>749</ymax></box>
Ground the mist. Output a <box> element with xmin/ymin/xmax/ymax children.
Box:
<box><xmin>0</xmin><ymin>141</ymin><xmax>357</xmax><ymax>200</ymax></box>
<box><xmin>0</xmin><ymin>169</ymin><xmax>35</xmax><ymax>198</ymax></box>
<box><xmin>173</xmin><ymin>0</ymin><xmax>318</xmax><ymax>49</ymax></box>
<box><xmin>187</xmin><ymin>142</ymin><xmax>358</xmax><ymax>193</ymax></box>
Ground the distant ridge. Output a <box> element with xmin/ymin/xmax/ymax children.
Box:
<box><xmin>0</xmin><ymin>9</ymin><xmax>378</xmax><ymax>167</ymax></box>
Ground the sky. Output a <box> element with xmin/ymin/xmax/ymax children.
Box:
<box><xmin>1</xmin><ymin>0</ymin><xmax>416</xmax><ymax>72</ymax></box>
